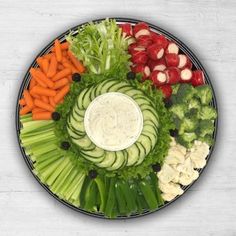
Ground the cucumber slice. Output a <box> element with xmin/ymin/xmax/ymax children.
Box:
<box><xmin>126</xmin><ymin>144</ymin><xmax>140</xmax><ymax>166</ymax></box>
<box><xmin>82</xmin><ymin>86</ymin><xmax>93</xmax><ymax>109</ymax></box>
<box><xmin>100</xmin><ymin>80</ymin><xmax>118</xmax><ymax>94</ymax></box>
<box><xmin>72</xmin><ymin>135</ymin><xmax>94</xmax><ymax>150</ymax></box>
<box><xmin>77</xmin><ymin>88</ymin><xmax>89</xmax><ymax>110</ymax></box>
<box><xmin>107</xmin><ymin>81</ymin><xmax>129</xmax><ymax>92</ymax></box>
<box><xmin>135</xmin><ymin>142</ymin><xmax>146</xmax><ymax>166</ymax></box>
<box><xmin>124</xmin><ymin>89</ymin><xmax>144</xmax><ymax>97</ymax></box>
<box><xmin>81</xmin><ymin>146</ymin><xmax>105</xmax><ymax>159</ymax></box>
<box><xmin>107</xmin><ymin>151</ymin><xmax>125</xmax><ymax>171</ymax></box>
<box><xmin>96</xmin><ymin>151</ymin><xmax>116</xmax><ymax>168</ymax></box>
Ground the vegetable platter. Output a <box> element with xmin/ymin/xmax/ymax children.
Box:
<box><xmin>16</xmin><ymin>18</ymin><xmax>218</xmax><ymax>219</ymax></box>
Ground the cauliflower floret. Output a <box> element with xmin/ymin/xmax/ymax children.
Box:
<box><xmin>165</xmin><ymin>146</ymin><xmax>185</xmax><ymax>165</ymax></box>
<box><xmin>176</xmin><ymin>157</ymin><xmax>193</xmax><ymax>175</ymax></box>
<box><xmin>157</xmin><ymin>163</ymin><xmax>179</xmax><ymax>184</ymax></box>
<box><xmin>178</xmin><ymin>170</ymin><xmax>199</xmax><ymax>186</ymax></box>
<box><xmin>161</xmin><ymin>193</ymin><xmax>178</xmax><ymax>202</ymax></box>
<box><xmin>159</xmin><ymin>181</ymin><xmax>184</xmax><ymax>195</ymax></box>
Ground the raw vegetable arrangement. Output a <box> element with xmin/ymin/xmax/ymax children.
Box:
<box><xmin>18</xmin><ymin>19</ymin><xmax>217</xmax><ymax>218</ymax></box>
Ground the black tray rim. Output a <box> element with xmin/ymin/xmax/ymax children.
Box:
<box><xmin>15</xmin><ymin>17</ymin><xmax>218</xmax><ymax>220</ymax></box>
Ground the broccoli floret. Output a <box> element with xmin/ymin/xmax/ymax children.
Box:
<box><xmin>196</xmin><ymin>120</ymin><xmax>215</xmax><ymax>137</ymax></box>
<box><xmin>188</xmin><ymin>98</ymin><xmax>201</xmax><ymax>110</ymax></box>
<box><xmin>185</xmin><ymin>108</ymin><xmax>199</xmax><ymax>119</ymax></box>
<box><xmin>169</xmin><ymin>103</ymin><xmax>187</xmax><ymax>119</ymax></box>
<box><xmin>179</xmin><ymin>117</ymin><xmax>198</xmax><ymax>134</ymax></box>
<box><xmin>173</xmin><ymin>117</ymin><xmax>181</xmax><ymax>129</ymax></box>
<box><xmin>176</xmin><ymin>84</ymin><xmax>196</xmax><ymax>102</ymax></box>
<box><xmin>198</xmin><ymin>134</ymin><xmax>214</xmax><ymax>146</ymax></box>
<box><xmin>176</xmin><ymin>132</ymin><xmax>197</xmax><ymax>148</ymax></box>
<box><xmin>194</xmin><ymin>85</ymin><xmax>213</xmax><ymax>105</ymax></box>
<box><xmin>198</xmin><ymin>106</ymin><xmax>217</xmax><ymax>120</ymax></box>
<box><xmin>172</xmin><ymin>84</ymin><xmax>180</xmax><ymax>95</ymax></box>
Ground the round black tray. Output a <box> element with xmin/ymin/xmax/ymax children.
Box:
<box><xmin>15</xmin><ymin>17</ymin><xmax>218</xmax><ymax>219</ymax></box>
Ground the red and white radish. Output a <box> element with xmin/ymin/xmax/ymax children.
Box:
<box><xmin>151</xmin><ymin>32</ymin><xmax>169</xmax><ymax>49</ymax></box>
<box><xmin>128</xmin><ymin>43</ymin><xmax>145</xmax><ymax>55</ymax></box>
<box><xmin>180</xmin><ymin>68</ymin><xmax>193</xmax><ymax>82</ymax></box>
<box><xmin>165</xmin><ymin>67</ymin><xmax>180</xmax><ymax>84</ymax></box>
<box><xmin>137</xmin><ymin>35</ymin><xmax>153</xmax><ymax>48</ymax></box>
<box><xmin>131</xmin><ymin>50</ymin><xmax>148</xmax><ymax>64</ymax></box>
<box><xmin>185</xmin><ymin>57</ymin><xmax>192</xmax><ymax>69</ymax></box>
<box><xmin>159</xmin><ymin>84</ymin><xmax>173</xmax><ymax>98</ymax></box>
<box><xmin>165</xmin><ymin>53</ymin><xmax>180</xmax><ymax>67</ymax></box>
<box><xmin>191</xmin><ymin>70</ymin><xmax>205</xmax><ymax>86</ymax></box>
<box><xmin>150</xmin><ymin>70</ymin><xmax>167</xmax><ymax>87</ymax></box>
<box><xmin>148</xmin><ymin>58</ymin><xmax>166</xmax><ymax>71</ymax></box>
<box><xmin>177</xmin><ymin>54</ymin><xmax>188</xmax><ymax>69</ymax></box>
<box><xmin>147</xmin><ymin>43</ymin><xmax>165</xmax><ymax>60</ymax></box>
<box><xmin>132</xmin><ymin>64</ymin><xmax>150</xmax><ymax>80</ymax></box>
<box><xmin>119</xmin><ymin>23</ymin><xmax>133</xmax><ymax>37</ymax></box>
<box><xmin>133</xmin><ymin>22</ymin><xmax>150</xmax><ymax>39</ymax></box>
<box><xmin>166</xmin><ymin>42</ymin><xmax>179</xmax><ymax>54</ymax></box>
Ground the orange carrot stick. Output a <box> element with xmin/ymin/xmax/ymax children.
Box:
<box><xmin>47</xmin><ymin>54</ymin><xmax>58</xmax><ymax>78</ymax></box>
<box><xmin>36</xmin><ymin>57</ymin><xmax>44</xmax><ymax>69</ymax></box>
<box><xmin>23</xmin><ymin>90</ymin><xmax>34</xmax><ymax>109</ymax></box>
<box><xmin>29</xmin><ymin>89</ymin><xmax>40</xmax><ymax>99</ymax></box>
<box><xmin>53</xmin><ymin>78</ymin><xmax>69</xmax><ymax>89</ymax></box>
<box><xmin>52</xmin><ymin>68</ymin><xmax>71</xmax><ymax>81</ymax></box>
<box><xmin>41</xmin><ymin>95</ymin><xmax>49</xmax><ymax>103</ymax></box>
<box><xmin>29</xmin><ymin>78</ymin><xmax>37</xmax><ymax>90</ymax></box>
<box><xmin>58</xmin><ymin>64</ymin><xmax>64</xmax><ymax>70</ymax></box>
<box><xmin>31</xmin><ymin>86</ymin><xmax>57</xmax><ymax>97</ymax></box>
<box><xmin>32</xmin><ymin>108</ymin><xmax>45</xmax><ymax>114</ymax></box>
<box><xmin>34</xmin><ymin>99</ymin><xmax>55</xmax><ymax>112</ymax></box>
<box><xmin>54</xmin><ymin>84</ymin><xmax>70</xmax><ymax>103</ymax></box>
<box><xmin>62</xmin><ymin>51</ymin><xmax>67</xmax><ymax>57</ymax></box>
<box><xmin>49</xmin><ymin>97</ymin><xmax>56</xmax><ymax>107</ymax></box>
<box><xmin>35</xmin><ymin>69</ymin><xmax>54</xmax><ymax>88</ymax></box>
<box><xmin>19</xmin><ymin>98</ymin><xmax>26</xmax><ymax>106</ymax></box>
<box><xmin>67</xmin><ymin>51</ymin><xmax>85</xmax><ymax>73</ymax></box>
<box><xmin>52</xmin><ymin>42</ymin><xmax>69</xmax><ymax>51</ymax></box>
<box><xmin>58</xmin><ymin>98</ymin><xmax>64</xmax><ymax>104</ymax></box>
<box><xmin>43</xmin><ymin>53</ymin><xmax>54</xmax><ymax>60</ymax></box>
<box><xmin>32</xmin><ymin>112</ymin><xmax>52</xmax><ymax>120</ymax></box>
<box><xmin>55</xmin><ymin>39</ymin><xmax>62</xmax><ymax>62</ymax></box>
<box><xmin>20</xmin><ymin>106</ymin><xmax>32</xmax><ymax>115</ymax></box>
<box><xmin>41</xmin><ymin>58</ymin><xmax>49</xmax><ymax>74</ymax></box>
<box><xmin>30</xmin><ymin>68</ymin><xmax>47</xmax><ymax>88</ymax></box>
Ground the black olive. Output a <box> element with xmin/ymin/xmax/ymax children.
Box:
<box><xmin>152</xmin><ymin>163</ymin><xmax>161</xmax><ymax>172</ymax></box>
<box><xmin>88</xmin><ymin>170</ymin><xmax>97</xmax><ymax>179</ymax></box>
<box><xmin>60</xmin><ymin>141</ymin><xmax>70</xmax><ymax>150</ymax></box>
<box><xmin>72</xmin><ymin>73</ymin><xmax>81</xmax><ymax>82</ymax></box>
<box><xmin>164</xmin><ymin>98</ymin><xmax>173</xmax><ymax>108</ymax></box>
<box><xmin>126</xmin><ymin>71</ymin><xmax>136</xmax><ymax>80</ymax></box>
<box><xmin>51</xmin><ymin>112</ymin><xmax>61</xmax><ymax>121</ymax></box>
<box><xmin>170</xmin><ymin>129</ymin><xmax>178</xmax><ymax>137</ymax></box>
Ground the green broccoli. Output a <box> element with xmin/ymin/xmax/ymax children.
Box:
<box><xmin>188</xmin><ymin>98</ymin><xmax>201</xmax><ymax>110</ymax></box>
<box><xmin>179</xmin><ymin>117</ymin><xmax>198</xmax><ymax>134</ymax></box>
<box><xmin>196</xmin><ymin>120</ymin><xmax>215</xmax><ymax>137</ymax></box>
<box><xmin>198</xmin><ymin>134</ymin><xmax>214</xmax><ymax>146</ymax></box>
<box><xmin>194</xmin><ymin>85</ymin><xmax>213</xmax><ymax>105</ymax></box>
<box><xmin>172</xmin><ymin>84</ymin><xmax>180</xmax><ymax>95</ymax></box>
<box><xmin>169</xmin><ymin>103</ymin><xmax>187</xmax><ymax>119</ymax></box>
<box><xmin>185</xmin><ymin>108</ymin><xmax>198</xmax><ymax>119</ymax></box>
<box><xmin>176</xmin><ymin>132</ymin><xmax>197</xmax><ymax>148</ymax></box>
<box><xmin>176</xmin><ymin>84</ymin><xmax>196</xmax><ymax>102</ymax></box>
<box><xmin>198</xmin><ymin>106</ymin><xmax>217</xmax><ymax>120</ymax></box>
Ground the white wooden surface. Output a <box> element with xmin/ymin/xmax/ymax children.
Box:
<box><xmin>0</xmin><ymin>0</ymin><xmax>236</xmax><ymax>235</ymax></box>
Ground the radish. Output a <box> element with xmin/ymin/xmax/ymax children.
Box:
<box><xmin>133</xmin><ymin>22</ymin><xmax>151</xmax><ymax>39</ymax></box>
<box><xmin>137</xmin><ymin>35</ymin><xmax>153</xmax><ymax>48</ymax></box>
<box><xmin>177</xmin><ymin>54</ymin><xmax>188</xmax><ymax>69</ymax></box>
<box><xmin>147</xmin><ymin>43</ymin><xmax>165</xmax><ymax>60</ymax></box>
<box><xmin>165</xmin><ymin>67</ymin><xmax>180</xmax><ymax>84</ymax></box>
<box><xmin>131</xmin><ymin>50</ymin><xmax>148</xmax><ymax>64</ymax></box>
<box><xmin>132</xmin><ymin>64</ymin><xmax>150</xmax><ymax>80</ymax></box>
<box><xmin>151</xmin><ymin>32</ymin><xmax>169</xmax><ymax>49</ymax></box>
<box><xmin>148</xmin><ymin>59</ymin><xmax>166</xmax><ymax>71</ymax></box>
<box><xmin>128</xmin><ymin>43</ymin><xmax>145</xmax><ymax>55</ymax></box>
<box><xmin>180</xmin><ymin>68</ymin><xmax>193</xmax><ymax>82</ymax></box>
<box><xmin>165</xmin><ymin>53</ymin><xmax>180</xmax><ymax>67</ymax></box>
<box><xmin>166</xmin><ymin>42</ymin><xmax>179</xmax><ymax>54</ymax></box>
<box><xmin>119</xmin><ymin>23</ymin><xmax>133</xmax><ymax>37</ymax></box>
<box><xmin>150</xmin><ymin>70</ymin><xmax>167</xmax><ymax>87</ymax></box>
<box><xmin>159</xmin><ymin>84</ymin><xmax>172</xmax><ymax>98</ymax></box>
<box><xmin>185</xmin><ymin>57</ymin><xmax>192</xmax><ymax>69</ymax></box>
<box><xmin>191</xmin><ymin>70</ymin><xmax>205</xmax><ymax>86</ymax></box>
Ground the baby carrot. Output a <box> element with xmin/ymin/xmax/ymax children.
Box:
<box><xmin>54</xmin><ymin>84</ymin><xmax>70</xmax><ymax>103</ymax></box>
<box><xmin>49</xmin><ymin>97</ymin><xmax>56</xmax><ymax>107</ymax></box>
<box><xmin>19</xmin><ymin>98</ymin><xmax>26</xmax><ymax>106</ymax></box>
<box><xmin>47</xmin><ymin>54</ymin><xmax>58</xmax><ymax>78</ymax></box>
<box><xmin>43</xmin><ymin>53</ymin><xmax>54</xmax><ymax>60</ymax></box>
<box><xmin>30</xmin><ymin>89</ymin><xmax>40</xmax><ymax>99</ymax></box>
<box><xmin>67</xmin><ymin>51</ymin><xmax>85</xmax><ymax>73</ymax></box>
<box><xmin>62</xmin><ymin>51</ymin><xmax>67</xmax><ymax>57</ymax></box>
<box><xmin>34</xmin><ymin>99</ymin><xmax>55</xmax><ymax>112</ymax></box>
<box><xmin>35</xmin><ymin>69</ymin><xmax>54</xmax><ymax>88</ymax></box>
<box><xmin>58</xmin><ymin>99</ymin><xmax>64</xmax><ymax>104</ymax></box>
<box><xmin>53</xmin><ymin>78</ymin><xmax>68</xmax><ymax>89</ymax></box>
<box><xmin>32</xmin><ymin>112</ymin><xmax>52</xmax><ymax>120</ymax></box>
<box><xmin>52</xmin><ymin>42</ymin><xmax>69</xmax><ymax>52</ymax></box>
<box><xmin>20</xmin><ymin>105</ymin><xmax>32</xmax><ymax>115</ymax></box>
<box><xmin>55</xmin><ymin>39</ymin><xmax>62</xmax><ymax>62</ymax></box>
<box><xmin>58</xmin><ymin>64</ymin><xmax>64</xmax><ymax>70</ymax></box>
<box><xmin>36</xmin><ymin>57</ymin><xmax>44</xmax><ymax>68</ymax></box>
<box><xmin>30</xmin><ymin>68</ymin><xmax>47</xmax><ymax>88</ymax></box>
<box><xmin>41</xmin><ymin>95</ymin><xmax>49</xmax><ymax>103</ymax></box>
<box><xmin>29</xmin><ymin>78</ymin><xmax>37</xmax><ymax>90</ymax></box>
<box><xmin>32</xmin><ymin>108</ymin><xmax>45</xmax><ymax>114</ymax></box>
<box><xmin>41</xmin><ymin>58</ymin><xmax>49</xmax><ymax>74</ymax></box>
<box><xmin>52</xmin><ymin>68</ymin><xmax>71</xmax><ymax>81</ymax></box>
<box><xmin>23</xmin><ymin>90</ymin><xmax>34</xmax><ymax>109</ymax></box>
<box><xmin>31</xmin><ymin>86</ymin><xmax>57</xmax><ymax>97</ymax></box>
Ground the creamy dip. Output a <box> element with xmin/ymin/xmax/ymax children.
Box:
<box><xmin>84</xmin><ymin>92</ymin><xmax>143</xmax><ymax>151</ymax></box>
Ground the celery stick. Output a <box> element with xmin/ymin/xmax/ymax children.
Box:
<box><xmin>32</xmin><ymin>143</ymin><xmax>57</xmax><ymax>156</ymax></box>
<box><xmin>21</xmin><ymin>133</ymin><xmax>55</xmax><ymax>146</ymax></box>
<box><xmin>46</xmin><ymin>157</ymin><xmax>71</xmax><ymax>186</ymax></box>
<box><xmin>21</xmin><ymin>128</ymin><xmax>54</xmax><ymax>138</ymax></box>
<box><xmin>31</xmin><ymin>150</ymin><xmax>59</xmax><ymax>163</ymax></box>
<box><xmin>70</xmin><ymin>175</ymin><xmax>85</xmax><ymax>204</ymax></box>
<box><xmin>34</xmin><ymin>154</ymin><xmax>62</xmax><ymax>172</ymax></box>
<box><xmin>40</xmin><ymin>157</ymin><xmax>64</xmax><ymax>182</ymax></box>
